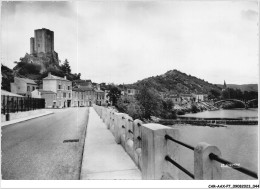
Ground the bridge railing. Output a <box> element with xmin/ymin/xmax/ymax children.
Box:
<box><xmin>92</xmin><ymin>105</ymin><xmax>258</xmax><ymax>180</ymax></box>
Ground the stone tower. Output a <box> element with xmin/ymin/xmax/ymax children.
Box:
<box><xmin>30</xmin><ymin>28</ymin><xmax>54</xmax><ymax>54</ymax></box>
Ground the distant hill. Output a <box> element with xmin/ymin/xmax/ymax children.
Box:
<box><xmin>217</xmin><ymin>84</ymin><xmax>258</xmax><ymax>92</ymax></box>
<box><xmin>129</xmin><ymin>69</ymin><xmax>222</xmax><ymax>94</ymax></box>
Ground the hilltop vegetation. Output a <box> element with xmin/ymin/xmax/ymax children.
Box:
<box><xmin>217</xmin><ymin>84</ymin><xmax>258</xmax><ymax>92</ymax></box>
<box><xmin>1</xmin><ymin>59</ymin><xmax>81</xmax><ymax>91</ymax></box>
<box><xmin>129</xmin><ymin>69</ymin><xmax>222</xmax><ymax>94</ymax></box>
<box><xmin>1</xmin><ymin>64</ymin><xmax>14</xmax><ymax>91</ymax></box>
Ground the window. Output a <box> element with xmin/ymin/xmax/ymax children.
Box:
<box><xmin>27</xmin><ymin>86</ymin><xmax>30</xmax><ymax>92</ymax></box>
<box><xmin>58</xmin><ymin>85</ymin><xmax>61</xmax><ymax>89</ymax></box>
<box><xmin>68</xmin><ymin>86</ymin><xmax>70</xmax><ymax>90</ymax></box>
<box><xmin>69</xmin><ymin>93</ymin><xmax>71</xmax><ymax>98</ymax></box>
<box><xmin>32</xmin><ymin>86</ymin><xmax>35</xmax><ymax>91</ymax></box>
<box><xmin>63</xmin><ymin>93</ymin><xmax>66</xmax><ymax>98</ymax></box>
<box><xmin>38</xmin><ymin>44</ymin><xmax>40</xmax><ymax>47</ymax></box>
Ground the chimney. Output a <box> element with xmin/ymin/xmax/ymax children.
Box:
<box><xmin>48</xmin><ymin>72</ymin><xmax>51</xmax><ymax>77</ymax></box>
<box><xmin>64</xmin><ymin>76</ymin><xmax>67</xmax><ymax>80</ymax></box>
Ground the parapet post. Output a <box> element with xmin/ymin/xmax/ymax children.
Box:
<box><xmin>133</xmin><ymin>119</ymin><xmax>143</xmax><ymax>170</ymax></box>
<box><xmin>108</xmin><ymin>110</ymin><xmax>114</xmax><ymax>130</ymax></box>
<box><xmin>194</xmin><ymin>142</ymin><xmax>222</xmax><ymax>180</ymax></box>
<box><xmin>114</xmin><ymin>113</ymin><xmax>125</xmax><ymax>144</ymax></box>
<box><xmin>141</xmin><ymin>123</ymin><xmax>180</xmax><ymax>179</ymax></box>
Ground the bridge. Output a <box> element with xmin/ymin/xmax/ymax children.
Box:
<box><xmin>214</xmin><ymin>99</ymin><xmax>258</xmax><ymax>109</ymax></box>
<box><xmin>82</xmin><ymin>105</ymin><xmax>258</xmax><ymax>180</ymax></box>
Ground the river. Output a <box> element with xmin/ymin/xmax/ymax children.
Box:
<box><xmin>171</xmin><ymin>108</ymin><xmax>258</xmax><ymax>180</ymax></box>
<box><xmin>179</xmin><ymin>108</ymin><xmax>258</xmax><ymax>120</ymax></box>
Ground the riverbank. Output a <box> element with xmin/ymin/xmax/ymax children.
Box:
<box><xmin>159</xmin><ymin>119</ymin><xmax>258</xmax><ymax>127</ymax></box>
<box><xmin>179</xmin><ymin>108</ymin><xmax>258</xmax><ymax>120</ymax></box>
<box><xmin>158</xmin><ymin>108</ymin><xmax>258</xmax><ymax>127</ymax></box>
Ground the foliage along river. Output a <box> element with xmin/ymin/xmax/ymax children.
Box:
<box><xmin>171</xmin><ymin>108</ymin><xmax>258</xmax><ymax>180</ymax></box>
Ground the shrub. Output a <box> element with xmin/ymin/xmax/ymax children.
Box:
<box><xmin>191</xmin><ymin>104</ymin><xmax>199</xmax><ymax>113</ymax></box>
<box><xmin>176</xmin><ymin>110</ymin><xmax>185</xmax><ymax>115</ymax></box>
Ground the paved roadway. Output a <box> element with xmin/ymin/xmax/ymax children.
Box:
<box><xmin>1</xmin><ymin>107</ymin><xmax>89</xmax><ymax>180</ymax></box>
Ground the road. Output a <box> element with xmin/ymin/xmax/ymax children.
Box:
<box><xmin>1</xmin><ymin>107</ymin><xmax>89</xmax><ymax>180</ymax></box>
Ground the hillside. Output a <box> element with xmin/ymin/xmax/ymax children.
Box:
<box><xmin>217</xmin><ymin>84</ymin><xmax>258</xmax><ymax>92</ymax></box>
<box><xmin>1</xmin><ymin>64</ymin><xmax>14</xmax><ymax>91</ymax></box>
<box><xmin>130</xmin><ymin>69</ymin><xmax>222</xmax><ymax>94</ymax></box>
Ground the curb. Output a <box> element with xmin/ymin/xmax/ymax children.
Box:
<box><xmin>79</xmin><ymin>108</ymin><xmax>90</xmax><ymax>180</ymax></box>
<box><xmin>1</xmin><ymin>112</ymin><xmax>54</xmax><ymax>127</ymax></box>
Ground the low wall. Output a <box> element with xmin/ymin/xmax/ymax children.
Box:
<box><xmin>159</xmin><ymin>119</ymin><xmax>258</xmax><ymax>126</ymax></box>
<box><xmin>1</xmin><ymin>109</ymin><xmax>48</xmax><ymax>122</ymax></box>
<box><xmin>93</xmin><ymin>105</ymin><xmax>222</xmax><ymax>180</ymax></box>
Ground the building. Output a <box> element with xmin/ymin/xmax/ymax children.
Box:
<box><xmin>31</xmin><ymin>89</ymin><xmax>56</xmax><ymax>108</ymax></box>
<box><xmin>74</xmin><ymin>80</ymin><xmax>97</xmax><ymax>107</ymax></box>
<box><xmin>74</xmin><ymin>80</ymin><xmax>93</xmax><ymax>88</ymax></box>
<box><xmin>42</xmin><ymin>73</ymin><xmax>72</xmax><ymax>108</ymax></box>
<box><xmin>30</xmin><ymin>28</ymin><xmax>54</xmax><ymax>54</ymax></box>
<box><xmin>72</xmin><ymin>88</ymin><xmax>87</xmax><ymax>107</ymax></box>
<box><xmin>124</xmin><ymin>88</ymin><xmax>139</xmax><ymax>97</ymax></box>
<box><xmin>192</xmin><ymin>94</ymin><xmax>208</xmax><ymax>102</ymax></box>
<box><xmin>169</xmin><ymin>94</ymin><xmax>182</xmax><ymax>104</ymax></box>
<box><xmin>95</xmin><ymin>89</ymin><xmax>105</xmax><ymax>106</ymax></box>
<box><xmin>100</xmin><ymin>84</ymin><xmax>110</xmax><ymax>104</ymax></box>
<box><xmin>2</xmin><ymin>89</ymin><xmax>24</xmax><ymax>97</ymax></box>
<box><xmin>10</xmin><ymin>77</ymin><xmax>38</xmax><ymax>97</ymax></box>
<box><xmin>180</xmin><ymin>94</ymin><xmax>194</xmax><ymax>102</ymax></box>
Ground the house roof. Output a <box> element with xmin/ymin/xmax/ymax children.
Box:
<box><xmin>74</xmin><ymin>80</ymin><xmax>92</xmax><ymax>86</ymax></box>
<box><xmin>74</xmin><ymin>79</ymin><xmax>92</xmax><ymax>83</ymax></box>
<box><xmin>180</xmin><ymin>94</ymin><xmax>193</xmax><ymax>97</ymax></box>
<box><xmin>43</xmin><ymin>73</ymin><xmax>68</xmax><ymax>81</ymax></box>
<box><xmin>78</xmin><ymin>86</ymin><xmax>93</xmax><ymax>91</ymax></box>
<box><xmin>1</xmin><ymin>90</ymin><xmax>24</xmax><ymax>97</ymax></box>
<box><xmin>94</xmin><ymin>89</ymin><xmax>104</xmax><ymax>93</ymax></box>
<box><xmin>15</xmin><ymin>77</ymin><xmax>37</xmax><ymax>85</ymax></box>
<box><xmin>72</xmin><ymin>88</ymin><xmax>85</xmax><ymax>92</ymax></box>
<box><xmin>38</xmin><ymin>89</ymin><xmax>56</xmax><ymax>94</ymax></box>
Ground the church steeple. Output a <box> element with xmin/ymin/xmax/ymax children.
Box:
<box><xmin>223</xmin><ymin>80</ymin><xmax>227</xmax><ymax>89</ymax></box>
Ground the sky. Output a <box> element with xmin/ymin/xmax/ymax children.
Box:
<box><xmin>1</xmin><ymin>0</ymin><xmax>259</xmax><ymax>85</ymax></box>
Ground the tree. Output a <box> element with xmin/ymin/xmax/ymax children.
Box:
<box><xmin>116</xmin><ymin>95</ymin><xmax>144</xmax><ymax>119</ymax></box>
<box><xmin>73</xmin><ymin>73</ymin><xmax>81</xmax><ymax>80</ymax></box>
<box><xmin>107</xmin><ymin>85</ymin><xmax>121</xmax><ymax>106</ymax></box>
<box><xmin>135</xmin><ymin>86</ymin><xmax>161</xmax><ymax>119</ymax></box>
<box><xmin>1</xmin><ymin>64</ymin><xmax>14</xmax><ymax>91</ymax></box>
<box><xmin>160</xmin><ymin>99</ymin><xmax>176</xmax><ymax>119</ymax></box>
<box><xmin>191</xmin><ymin>104</ymin><xmax>199</xmax><ymax>113</ymax></box>
<box><xmin>208</xmin><ymin>89</ymin><xmax>221</xmax><ymax>100</ymax></box>
<box><xmin>60</xmin><ymin>59</ymin><xmax>71</xmax><ymax>75</ymax></box>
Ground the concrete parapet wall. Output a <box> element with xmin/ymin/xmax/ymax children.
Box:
<box><xmin>93</xmin><ymin>105</ymin><xmax>222</xmax><ymax>180</ymax></box>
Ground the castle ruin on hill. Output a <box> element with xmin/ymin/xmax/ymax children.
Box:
<box><xmin>30</xmin><ymin>28</ymin><xmax>54</xmax><ymax>54</ymax></box>
<box><xmin>19</xmin><ymin>28</ymin><xmax>60</xmax><ymax>73</ymax></box>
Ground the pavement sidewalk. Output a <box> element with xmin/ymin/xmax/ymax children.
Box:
<box><xmin>80</xmin><ymin>107</ymin><xmax>141</xmax><ymax>180</ymax></box>
<box><xmin>1</xmin><ymin>111</ymin><xmax>53</xmax><ymax>127</ymax></box>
